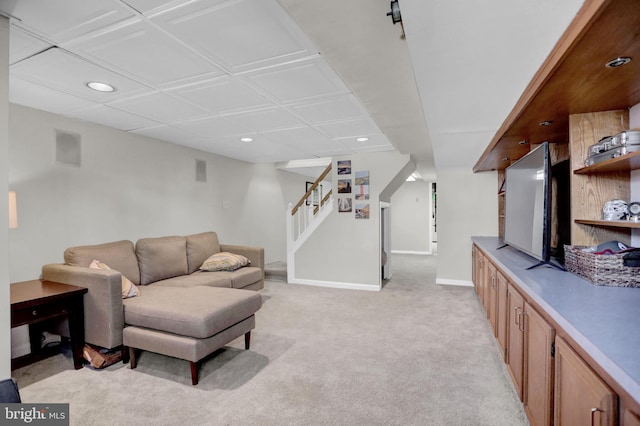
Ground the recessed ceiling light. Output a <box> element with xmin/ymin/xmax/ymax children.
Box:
<box><xmin>86</xmin><ymin>81</ymin><xmax>116</xmax><ymax>92</ymax></box>
<box><xmin>356</xmin><ymin>137</ymin><xmax>369</xmax><ymax>142</ymax></box>
<box><xmin>240</xmin><ymin>137</ymin><xmax>254</xmax><ymax>142</ymax></box>
<box><xmin>605</xmin><ymin>57</ymin><xmax>631</xmax><ymax>68</ymax></box>
<box><xmin>518</xmin><ymin>140</ymin><xmax>528</xmax><ymax>145</ymax></box>
<box><xmin>539</xmin><ymin>120</ymin><xmax>553</xmax><ymax>127</ymax></box>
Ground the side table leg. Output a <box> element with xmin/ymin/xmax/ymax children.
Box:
<box><xmin>68</xmin><ymin>295</ymin><xmax>86</xmax><ymax>369</ymax></box>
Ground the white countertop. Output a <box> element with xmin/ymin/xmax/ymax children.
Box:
<box><xmin>472</xmin><ymin>236</ymin><xmax>640</xmax><ymax>402</ymax></box>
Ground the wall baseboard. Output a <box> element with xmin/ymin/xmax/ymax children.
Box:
<box><xmin>391</xmin><ymin>250</ymin><xmax>432</xmax><ymax>255</ymax></box>
<box><xmin>436</xmin><ymin>278</ymin><xmax>473</xmax><ymax>287</ymax></box>
<box><xmin>288</xmin><ymin>278</ymin><xmax>380</xmax><ymax>292</ymax></box>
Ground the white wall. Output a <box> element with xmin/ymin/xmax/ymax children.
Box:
<box><xmin>8</xmin><ymin>104</ymin><xmax>309</xmax><ymax>283</ymax></box>
<box><xmin>1</xmin><ymin>16</ymin><xmax>11</xmax><ymax>380</ymax></box>
<box><xmin>436</xmin><ymin>168</ymin><xmax>497</xmax><ymax>285</ymax></box>
<box><xmin>294</xmin><ymin>151</ymin><xmax>411</xmax><ymax>289</ymax></box>
<box><xmin>390</xmin><ymin>180</ymin><xmax>432</xmax><ymax>253</ymax></box>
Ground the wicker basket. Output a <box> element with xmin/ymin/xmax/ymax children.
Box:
<box><xmin>564</xmin><ymin>245</ymin><xmax>640</xmax><ymax>287</ymax></box>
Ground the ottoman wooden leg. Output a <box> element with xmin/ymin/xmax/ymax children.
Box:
<box><xmin>122</xmin><ymin>345</ymin><xmax>130</xmax><ymax>364</ymax></box>
<box><xmin>190</xmin><ymin>361</ymin><xmax>199</xmax><ymax>385</ymax></box>
<box><xmin>129</xmin><ymin>347</ymin><xmax>138</xmax><ymax>369</ymax></box>
<box><xmin>244</xmin><ymin>331</ymin><xmax>251</xmax><ymax>350</ymax></box>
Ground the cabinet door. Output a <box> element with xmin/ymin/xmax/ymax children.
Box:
<box><xmin>482</xmin><ymin>258</ymin><xmax>491</xmax><ymax>316</ymax></box>
<box><xmin>555</xmin><ymin>336</ymin><xmax>618</xmax><ymax>426</ymax></box>
<box><xmin>472</xmin><ymin>245</ymin><xmax>477</xmax><ymax>289</ymax></box>
<box><xmin>624</xmin><ymin>409</ymin><xmax>640</xmax><ymax>426</ymax></box>
<box><xmin>488</xmin><ymin>262</ymin><xmax>498</xmax><ymax>331</ymax></box>
<box><xmin>523</xmin><ymin>302</ymin><xmax>555</xmax><ymax>426</ymax></box>
<box><xmin>507</xmin><ymin>284</ymin><xmax>525</xmax><ymax>400</ymax></box>
<box><xmin>496</xmin><ymin>271</ymin><xmax>508</xmax><ymax>359</ymax></box>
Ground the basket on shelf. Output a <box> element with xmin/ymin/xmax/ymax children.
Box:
<box><xmin>564</xmin><ymin>245</ymin><xmax>640</xmax><ymax>287</ymax></box>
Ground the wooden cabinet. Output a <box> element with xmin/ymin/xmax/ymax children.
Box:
<box><xmin>523</xmin><ymin>303</ymin><xmax>555</xmax><ymax>426</ymax></box>
<box><xmin>487</xmin><ymin>261</ymin><xmax>498</xmax><ymax>331</ymax></box>
<box><xmin>507</xmin><ymin>283</ymin><xmax>525</xmax><ymax>400</ymax></box>
<box><xmin>624</xmin><ymin>409</ymin><xmax>640</xmax><ymax>426</ymax></box>
<box><xmin>554</xmin><ymin>336</ymin><xmax>618</xmax><ymax>426</ymax></box>
<box><xmin>495</xmin><ymin>269</ymin><xmax>508</xmax><ymax>358</ymax></box>
<box><xmin>506</xmin><ymin>282</ymin><xmax>555</xmax><ymax>425</ymax></box>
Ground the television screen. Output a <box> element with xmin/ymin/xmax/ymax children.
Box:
<box><xmin>503</xmin><ymin>142</ymin><xmax>551</xmax><ymax>266</ymax></box>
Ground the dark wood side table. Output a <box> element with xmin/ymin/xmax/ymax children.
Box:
<box><xmin>10</xmin><ymin>280</ymin><xmax>88</xmax><ymax>370</ymax></box>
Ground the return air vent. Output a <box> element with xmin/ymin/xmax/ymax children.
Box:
<box><xmin>195</xmin><ymin>159</ymin><xmax>207</xmax><ymax>182</ymax></box>
<box><xmin>55</xmin><ymin>130</ymin><xmax>81</xmax><ymax>166</ymax></box>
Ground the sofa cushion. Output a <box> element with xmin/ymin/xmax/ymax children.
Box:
<box><xmin>199</xmin><ymin>252</ymin><xmax>250</xmax><ymax>272</ymax></box>
<box><xmin>123</xmin><ymin>286</ymin><xmax>262</xmax><ymax>339</ymax></box>
<box><xmin>89</xmin><ymin>259</ymin><xmax>140</xmax><ymax>298</ymax></box>
<box><xmin>136</xmin><ymin>236</ymin><xmax>188</xmax><ymax>285</ymax></box>
<box><xmin>185</xmin><ymin>232</ymin><xmax>221</xmax><ymax>274</ymax></box>
<box><xmin>149</xmin><ymin>271</ymin><xmax>232</xmax><ymax>289</ymax></box>
<box><xmin>65</xmin><ymin>240</ymin><xmax>140</xmax><ymax>285</ymax></box>
<box><xmin>215</xmin><ymin>267</ymin><xmax>263</xmax><ymax>289</ymax></box>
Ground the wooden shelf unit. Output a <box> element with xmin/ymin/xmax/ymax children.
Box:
<box><xmin>475</xmin><ymin>0</ymin><xmax>640</xmax><ymax>247</ymax></box>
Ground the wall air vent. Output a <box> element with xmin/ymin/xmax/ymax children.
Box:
<box><xmin>55</xmin><ymin>130</ymin><xmax>81</xmax><ymax>166</ymax></box>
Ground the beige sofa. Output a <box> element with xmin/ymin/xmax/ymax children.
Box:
<box><xmin>42</xmin><ymin>232</ymin><xmax>263</xmax><ymax>384</ymax></box>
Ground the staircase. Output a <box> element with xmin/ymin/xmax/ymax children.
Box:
<box><xmin>286</xmin><ymin>163</ymin><xmax>334</xmax><ymax>283</ymax></box>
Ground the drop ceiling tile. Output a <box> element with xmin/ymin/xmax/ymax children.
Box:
<box><xmin>9</xmin><ymin>27</ymin><xmax>51</xmax><ymax>65</ymax></box>
<box><xmin>10</xmin><ymin>77</ymin><xmax>95</xmax><ymax>114</ymax></box>
<box><xmin>224</xmin><ymin>107</ymin><xmax>305</xmax><ymax>132</ymax></box>
<box><xmin>67</xmin><ymin>20</ymin><xmax>225</xmax><ymax>87</ymax></box>
<box><xmin>174</xmin><ymin>116</ymin><xmax>249</xmax><ymax>138</ymax></box>
<box><xmin>123</xmin><ymin>0</ymin><xmax>228</xmax><ymax>16</ymax></box>
<box><xmin>150</xmin><ymin>0</ymin><xmax>318</xmax><ymax>72</ymax></box>
<box><xmin>244</xmin><ymin>57</ymin><xmax>348</xmax><ymax>103</ymax></box>
<box><xmin>4</xmin><ymin>0</ymin><xmax>134</xmax><ymax>43</ymax></box>
<box><xmin>289</xmin><ymin>94</ymin><xmax>367</xmax><ymax>124</ymax></box>
<box><xmin>262</xmin><ymin>126</ymin><xmax>350</xmax><ymax>153</ymax></box>
<box><xmin>262</xmin><ymin>126</ymin><xmax>333</xmax><ymax>146</ymax></box>
<box><xmin>339</xmin><ymin>134</ymin><xmax>393</xmax><ymax>150</ymax></box>
<box><xmin>130</xmin><ymin>124</ymin><xmax>200</xmax><ymax>144</ymax></box>
<box><xmin>65</xmin><ymin>104</ymin><xmax>161</xmax><ymax>131</ymax></box>
<box><xmin>168</xmin><ymin>77</ymin><xmax>272</xmax><ymax>115</ymax></box>
<box><xmin>315</xmin><ymin>118</ymin><xmax>382</xmax><ymax>139</ymax></box>
<box><xmin>109</xmin><ymin>91</ymin><xmax>208</xmax><ymax>123</ymax></box>
<box><xmin>10</xmin><ymin>48</ymin><xmax>152</xmax><ymax>102</ymax></box>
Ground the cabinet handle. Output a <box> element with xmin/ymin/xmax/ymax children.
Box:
<box><xmin>519</xmin><ymin>312</ymin><xmax>527</xmax><ymax>332</ymax></box>
<box><xmin>591</xmin><ymin>407</ymin><xmax>602</xmax><ymax>426</ymax></box>
<box><xmin>514</xmin><ymin>307</ymin><xmax>521</xmax><ymax>325</ymax></box>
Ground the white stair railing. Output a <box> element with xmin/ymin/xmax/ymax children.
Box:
<box><xmin>286</xmin><ymin>164</ymin><xmax>334</xmax><ymax>276</ymax></box>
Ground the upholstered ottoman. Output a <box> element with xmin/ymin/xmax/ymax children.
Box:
<box><xmin>122</xmin><ymin>285</ymin><xmax>262</xmax><ymax>385</ymax></box>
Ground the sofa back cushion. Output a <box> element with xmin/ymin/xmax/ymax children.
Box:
<box><xmin>136</xmin><ymin>236</ymin><xmax>188</xmax><ymax>285</ymax></box>
<box><xmin>64</xmin><ymin>240</ymin><xmax>140</xmax><ymax>285</ymax></box>
<box><xmin>185</xmin><ymin>232</ymin><xmax>221</xmax><ymax>274</ymax></box>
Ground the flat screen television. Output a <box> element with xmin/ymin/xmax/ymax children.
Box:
<box><xmin>503</xmin><ymin>142</ymin><xmax>562</xmax><ymax>270</ymax></box>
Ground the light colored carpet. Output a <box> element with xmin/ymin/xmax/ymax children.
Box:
<box><xmin>13</xmin><ymin>255</ymin><xmax>528</xmax><ymax>426</ymax></box>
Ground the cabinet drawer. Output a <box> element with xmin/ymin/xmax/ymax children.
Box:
<box><xmin>11</xmin><ymin>302</ymin><xmax>70</xmax><ymax>327</ymax></box>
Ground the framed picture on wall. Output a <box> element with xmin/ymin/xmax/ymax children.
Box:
<box><xmin>338</xmin><ymin>179</ymin><xmax>352</xmax><ymax>193</ymax></box>
<box><xmin>305</xmin><ymin>182</ymin><xmax>322</xmax><ymax>206</ymax></box>
<box><xmin>355</xmin><ymin>170</ymin><xmax>369</xmax><ymax>200</ymax></box>
<box><xmin>355</xmin><ymin>203</ymin><xmax>370</xmax><ymax>219</ymax></box>
<box><xmin>337</xmin><ymin>160</ymin><xmax>352</xmax><ymax>175</ymax></box>
<box><xmin>338</xmin><ymin>197</ymin><xmax>353</xmax><ymax>212</ymax></box>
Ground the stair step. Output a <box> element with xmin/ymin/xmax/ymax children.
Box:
<box><xmin>264</xmin><ymin>261</ymin><xmax>287</xmax><ymax>281</ymax></box>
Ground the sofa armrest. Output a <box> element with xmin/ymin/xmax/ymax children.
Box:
<box><xmin>42</xmin><ymin>264</ymin><xmax>125</xmax><ymax>349</ymax></box>
<box><xmin>220</xmin><ymin>244</ymin><xmax>264</xmax><ymax>274</ymax></box>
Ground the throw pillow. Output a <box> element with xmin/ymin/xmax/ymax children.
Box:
<box><xmin>89</xmin><ymin>259</ymin><xmax>140</xmax><ymax>299</ymax></box>
<box><xmin>199</xmin><ymin>252</ymin><xmax>250</xmax><ymax>272</ymax></box>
